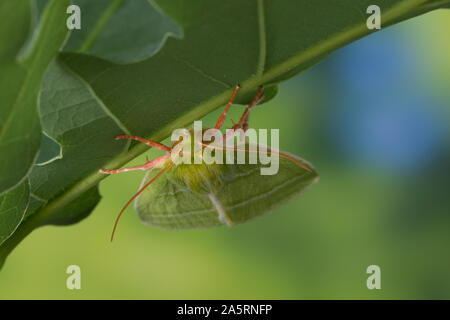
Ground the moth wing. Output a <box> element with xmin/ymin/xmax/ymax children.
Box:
<box><xmin>135</xmin><ymin>147</ymin><xmax>318</xmax><ymax>230</ymax></box>
<box><xmin>216</xmin><ymin>149</ymin><xmax>319</xmax><ymax>225</ymax></box>
<box><xmin>135</xmin><ymin>169</ymin><xmax>221</xmax><ymax>230</ymax></box>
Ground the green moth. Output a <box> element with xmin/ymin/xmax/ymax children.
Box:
<box><xmin>135</xmin><ymin>148</ymin><xmax>318</xmax><ymax>229</ymax></box>
<box><xmin>100</xmin><ymin>86</ymin><xmax>319</xmax><ymax>240</ymax></box>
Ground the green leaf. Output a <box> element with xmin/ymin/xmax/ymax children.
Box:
<box><xmin>63</xmin><ymin>0</ymin><xmax>182</xmax><ymax>63</ymax></box>
<box><xmin>35</xmin><ymin>133</ymin><xmax>62</xmax><ymax>166</ymax></box>
<box><xmin>0</xmin><ymin>181</ymin><xmax>29</xmax><ymax>246</ymax></box>
<box><xmin>1</xmin><ymin>0</ymin><xmax>448</xmax><ymax>267</ymax></box>
<box><xmin>135</xmin><ymin>147</ymin><xmax>318</xmax><ymax>230</ymax></box>
<box><xmin>41</xmin><ymin>186</ymin><xmax>100</xmax><ymax>226</ymax></box>
<box><xmin>0</xmin><ymin>0</ymin><xmax>69</xmax><ymax>195</ymax></box>
<box><xmin>26</xmin><ymin>58</ymin><xmax>128</xmax><ymax>217</ymax></box>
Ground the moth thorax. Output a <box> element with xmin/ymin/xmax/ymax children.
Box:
<box><xmin>171</xmin><ymin>128</ymin><xmax>218</xmax><ymax>163</ymax></box>
<box><xmin>171</xmin><ymin>162</ymin><xmax>224</xmax><ymax>194</ymax></box>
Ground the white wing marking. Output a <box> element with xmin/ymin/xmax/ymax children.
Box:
<box><xmin>208</xmin><ymin>193</ymin><xmax>233</xmax><ymax>226</ymax></box>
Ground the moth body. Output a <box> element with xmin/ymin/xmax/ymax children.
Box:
<box><xmin>100</xmin><ymin>85</ymin><xmax>319</xmax><ymax>240</ymax></box>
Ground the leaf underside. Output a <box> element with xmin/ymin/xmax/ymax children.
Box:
<box><xmin>1</xmin><ymin>0</ymin><xmax>448</xmax><ymax>267</ymax></box>
<box><xmin>0</xmin><ymin>0</ymin><xmax>68</xmax><ymax>195</ymax></box>
<box><xmin>64</xmin><ymin>0</ymin><xmax>183</xmax><ymax>64</ymax></box>
<box><xmin>0</xmin><ymin>181</ymin><xmax>29</xmax><ymax>246</ymax></box>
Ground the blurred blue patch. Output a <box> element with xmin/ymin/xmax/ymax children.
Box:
<box><xmin>334</xmin><ymin>97</ymin><xmax>445</xmax><ymax>172</ymax></box>
<box><xmin>327</xmin><ymin>30</ymin><xmax>447</xmax><ymax>173</ymax></box>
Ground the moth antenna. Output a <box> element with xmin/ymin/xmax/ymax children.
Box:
<box><xmin>110</xmin><ymin>162</ymin><xmax>173</xmax><ymax>242</ymax></box>
<box><xmin>200</xmin><ymin>143</ymin><xmax>312</xmax><ymax>172</ymax></box>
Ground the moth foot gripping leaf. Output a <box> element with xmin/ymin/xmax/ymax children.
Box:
<box><xmin>99</xmin><ymin>86</ymin><xmax>319</xmax><ymax>239</ymax></box>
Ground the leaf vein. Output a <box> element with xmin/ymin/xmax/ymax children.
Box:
<box><xmin>170</xmin><ymin>54</ymin><xmax>231</xmax><ymax>88</ymax></box>
<box><xmin>256</xmin><ymin>0</ymin><xmax>266</xmax><ymax>77</ymax></box>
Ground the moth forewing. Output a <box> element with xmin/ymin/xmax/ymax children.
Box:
<box><xmin>134</xmin><ymin>166</ymin><xmax>221</xmax><ymax>230</ymax></box>
<box><xmin>134</xmin><ymin>143</ymin><xmax>319</xmax><ymax>230</ymax></box>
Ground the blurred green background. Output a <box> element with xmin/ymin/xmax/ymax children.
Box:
<box><xmin>1</xmin><ymin>10</ymin><xmax>449</xmax><ymax>299</ymax></box>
